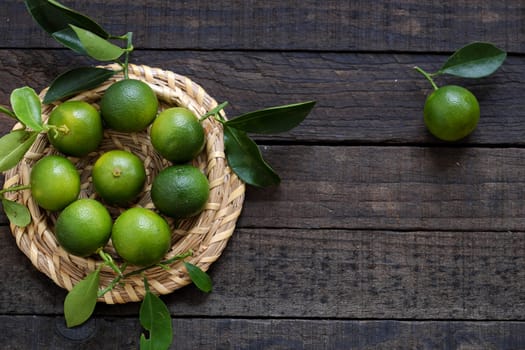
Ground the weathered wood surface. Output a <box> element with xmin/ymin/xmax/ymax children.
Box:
<box><xmin>1</xmin><ymin>50</ymin><xmax>523</xmax><ymax>145</ymax></box>
<box><xmin>2</xmin><ymin>316</ymin><xmax>525</xmax><ymax>350</ymax></box>
<box><xmin>1</xmin><ymin>0</ymin><xmax>525</xmax><ymax>348</ymax></box>
<box><xmin>2</xmin><ymin>224</ymin><xmax>525</xmax><ymax>320</ymax></box>
<box><xmin>2</xmin><ymin>145</ymin><xmax>525</xmax><ymax>231</ymax></box>
<box><xmin>1</xmin><ymin>1</ymin><xmax>524</xmax><ymax>53</ymax></box>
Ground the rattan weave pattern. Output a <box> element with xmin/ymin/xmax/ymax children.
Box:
<box><xmin>3</xmin><ymin>64</ymin><xmax>245</xmax><ymax>304</ymax></box>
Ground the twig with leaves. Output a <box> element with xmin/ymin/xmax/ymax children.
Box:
<box><xmin>414</xmin><ymin>41</ymin><xmax>507</xmax><ymax>89</ymax></box>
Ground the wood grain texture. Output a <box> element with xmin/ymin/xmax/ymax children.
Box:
<box><xmin>2</xmin><ymin>316</ymin><xmax>525</xmax><ymax>349</ymax></box>
<box><xmin>1</xmin><ymin>0</ymin><xmax>523</xmax><ymax>53</ymax></box>
<box><xmin>3</xmin><ymin>224</ymin><xmax>525</xmax><ymax>320</ymax></box>
<box><xmin>241</xmin><ymin>145</ymin><xmax>525</xmax><ymax>232</ymax></box>
<box><xmin>2</xmin><ymin>145</ymin><xmax>525</xmax><ymax>230</ymax></box>
<box><xmin>0</xmin><ymin>49</ymin><xmax>523</xmax><ymax>145</ymax></box>
<box><xmin>1</xmin><ymin>0</ymin><xmax>524</xmax><ymax>346</ymax></box>
<box><xmin>3</xmin><ymin>145</ymin><xmax>525</xmax><ymax>231</ymax></box>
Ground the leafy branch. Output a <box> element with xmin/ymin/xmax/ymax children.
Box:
<box><xmin>0</xmin><ymin>0</ymin><xmax>135</xmax><ymax>187</ymax></box>
<box><xmin>25</xmin><ymin>0</ymin><xmax>132</xmax><ymax>102</ymax></box>
<box><xmin>0</xmin><ymin>88</ymin><xmax>65</xmax><ymax>228</ymax></box>
<box><xmin>414</xmin><ymin>42</ymin><xmax>507</xmax><ymax>90</ymax></box>
<box><xmin>0</xmin><ymin>87</ymin><xmax>43</xmax><ymax>227</ymax></box>
<box><xmin>64</xmin><ymin>248</ymin><xmax>211</xmax><ymax>349</ymax></box>
<box><xmin>203</xmin><ymin>100</ymin><xmax>316</xmax><ymax>187</ymax></box>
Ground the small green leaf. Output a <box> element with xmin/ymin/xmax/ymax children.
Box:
<box><xmin>24</xmin><ymin>0</ymin><xmax>108</xmax><ymax>39</ymax></box>
<box><xmin>11</xmin><ymin>87</ymin><xmax>43</xmax><ymax>131</ymax></box>
<box><xmin>224</xmin><ymin>125</ymin><xmax>280</xmax><ymax>187</ymax></box>
<box><xmin>140</xmin><ymin>290</ymin><xmax>173</xmax><ymax>350</ymax></box>
<box><xmin>70</xmin><ymin>25</ymin><xmax>125</xmax><ymax>61</ymax></box>
<box><xmin>438</xmin><ymin>42</ymin><xmax>507</xmax><ymax>78</ymax></box>
<box><xmin>64</xmin><ymin>269</ymin><xmax>100</xmax><ymax>328</ymax></box>
<box><xmin>0</xmin><ymin>130</ymin><xmax>39</xmax><ymax>172</ymax></box>
<box><xmin>0</xmin><ymin>105</ymin><xmax>16</xmax><ymax>119</ymax></box>
<box><xmin>44</xmin><ymin>67</ymin><xmax>115</xmax><ymax>104</ymax></box>
<box><xmin>184</xmin><ymin>262</ymin><xmax>212</xmax><ymax>293</ymax></box>
<box><xmin>225</xmin><ymin>101</ymin><xmax>316</xmax><ymax>134</ymax></box>
<box><xmin>2</xmin><ymin>199</ymin><xmax>31</xmax><ymax>227</ymax></box>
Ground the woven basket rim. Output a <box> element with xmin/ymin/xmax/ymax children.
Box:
<box><xmin>2</xmin><ymin>63</ymin><xmax>245</xmax><ymax>304</ymax></box>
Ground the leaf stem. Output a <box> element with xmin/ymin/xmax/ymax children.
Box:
<box><xmin>122</xmin><ymin>32</ymin><xmax>133</xmax><ymax>79</ymax></box>
<box><xmin>200</xmin><ymin>101</ymin><xmax>229</xmax><ymax>123</ymax></box>
<box><xmin>97</xmin><ymin>250</ymin><xmax>194</xmax><ymax>298</ymax></box>
<box><xmin>0</xmin><ymin>185</ymin><xmax>31</xmax><ymax>195</ymax></box>
<box><xmin>97</xmin><ymin>276</ymin><xmax>121</xmax><ymax>298</ymax></box>
<box><xmin>0</xmin><ymin>105</ymin><xmax>16</xmax><ymax>119</ymax></box>
<box><xmin>143</xmin><ymin>275</ymin><xmax>150</xmax><ymax>292</ymax></box>
<box><xmin>98</xmin><ymin>250</ymin><xmax>123</xmax><ymax>276</ymax></box>
<box><xmin>414</xmin><ymin>66</ymin><xmax>439</xmax><ymax>90</ymax></box>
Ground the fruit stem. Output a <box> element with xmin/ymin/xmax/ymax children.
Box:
<box><xmin>112</xmin><ymin>167</ymin><xmax>122</xmax><ymax>177</ymax></box>
<box><xmin>414</xmin><ymin>66</ymin><xmax>439</xmax><ymax>91</ymax></box>
<box><xmin>45</xmin><ymin>124</ymin><xmax>70</xmax><ymax>137</ymax></box>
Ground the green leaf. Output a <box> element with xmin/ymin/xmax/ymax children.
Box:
<box><xmin>44</xmin><ymin>67</ymin><xmax>115</xmax><ymax>104</ymax></box>
<box><xmin>223</xmin><ymin>125</ymin><xmax>280</xmax><ymax>187</ymax></box>
<box><xmin>140</xmin><ymin>290</ymin><xmax>173</xmax><ymax>350</ymax></box>
<box><xmin>64</xmin><ymin>269</ymin><xmax>100</xmax><ymax>328</ymax></box>
<box><xmin>184</xmin><ymin>262</ymin><xmax>212</xmax><ymax>293</ymax></box>
<box><xmin>438</xmin><ymin>42</ymin><xmax>507</xmax><ymax>78</ymax></box>
<box><xmin>10</xmin><ymin>87</ymin><xmax>43</xmax><ymax>131</ymax></box>
<box><xmin>70</xmin><ymin>25</ymin><xmax>126</xmax><ymax>61</ymax></box>
<box><xmin>0</xmin><ymin>130</ymin><xmax>39</xmax><ymax>172</ymax></box>
<box><xmin>52</xmin><ymin>27</ymin><xmax>87</xmax><ymax>55</ymax></box>
<box><xmin>2</xmin><ymin>199</ymin><xmax>31</xmax><ymax>227</ymax></box>
<box><xmin>0</xmin><ymin>105</ymin><xmax>16</xmax><ymax>119</ymax></box>
<box><xmin>24</xmin><ymin>0</ymin><xmax>108</xmax><ymax>39</ymax></box>
<box><xmin>225</xmin><ymin>101</ymin><xmax>316</xmax><ymax>134</ymax></box>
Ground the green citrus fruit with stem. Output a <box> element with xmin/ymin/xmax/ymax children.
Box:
<box><xmin>92</xmin><ymin>150</ymin><xmax>146</xmax><ymax>206</ymax></box>
<box><xmin>150</xmin><ymin>107</ymin><xmax>205</xmax><ymax>163</ymax></box>
<box><xmin>111</xmin><ymin>207</ymin><xmax>171</xmax><ymax>266</ymax></box>
<box><xmin>30</xmin><ymin>155</ymin><xmax>80</xmax><ymax>211</ymax></box>
<box><xmin>423</xmin><ymin>85</ymin><xmax>480</xmax><ymax>141</ymax></box>
<box><xmin>151</xmin><ymin>165</ymin><xmax>209</xmax><ymax>219</ymax></box>
<box><xmin>100</xmin><ymin>79</ymin><xmax>159</xmax><ymax>132</ymax></box>
<box><xmin>47</xmin><ymin>100</ymin><xmax>103</xmax><ymax>157</ymax></box>
<box><xmin>55</xmin><ymin>198</ymin><xmax>112</xmax><ymax>257</ymax></box>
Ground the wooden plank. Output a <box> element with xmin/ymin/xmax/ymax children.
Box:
<box><xmin>1</xmin><ymin>0</ymin><xmax>523</xmax><ymax>53</ymax></box>
<box><xmin>2</xmin><ymin>225</ymin><xmax>525</xmax><ymax>319</ymax></box>
<box><xmin>1</xmin><ymin>316</ymin><xmax>525</xmax><ymax>349</ymax></box>
<box><xmin>240</xmin><ymin>145</ymin><xmax>525</xmax><ymax>231</ymax></box>
<box><xmin>0</xmin><ymin>50</ymin><xmax>523</xmax><ymax>145</ymax></box>
<box><xmin>171</xmin><ymin>229</ymin><xmax>525</xmax><ymax>320</ymax></box>
<box><xmin>2</xmin><ymin>145</ymin><xmax>525</xmax><ymax>230</ymax></box>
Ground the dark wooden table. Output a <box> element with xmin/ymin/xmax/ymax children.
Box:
<box><xmin>2</xmin><ymin>1</ymin><xmax>525</xmax><ymax>349</ymax></box>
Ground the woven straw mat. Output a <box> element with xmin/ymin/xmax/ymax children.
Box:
<box><xmin>2</xmin><ymin>64</ymin><xmax>245</xmax><ymax>304</ymax></box>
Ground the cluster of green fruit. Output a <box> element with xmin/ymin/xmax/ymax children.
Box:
<box><xmin>30</xmin><ymin>78</ymin><xmax>210</xmax><ymax>267</ymax></box>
